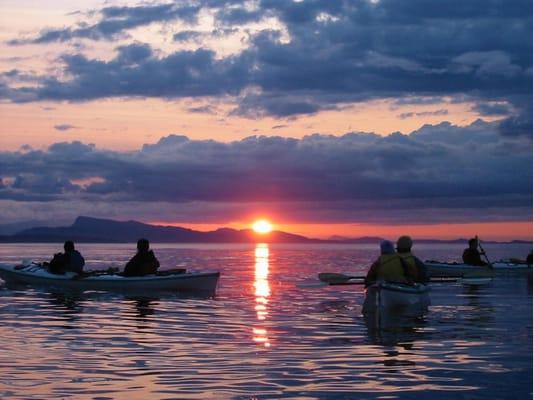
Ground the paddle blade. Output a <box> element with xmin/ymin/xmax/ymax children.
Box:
<box><xmin>318</xmin><ymin>272</ymin><xmax>365</xmax><ymax>285</ymax></box>
<box><xmin>296</xmin><ymin>281</ymin><xmax>329</xmax><ymax>289</ymax></box>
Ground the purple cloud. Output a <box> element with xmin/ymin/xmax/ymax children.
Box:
<box><xmin>1</xmin><ymin>120</ymin><xmax>532</xmax><ymax>225</ymax></box>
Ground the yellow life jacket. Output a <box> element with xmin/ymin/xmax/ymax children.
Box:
<box><xmin>398</xmin><ymin>252</ymin><xmax>419</xmax><ymax>280</ymax></box>
<box><xmin>375</xmin><ymin>254</ymin><xmax>409</xmax><ymax>283</ymax></box>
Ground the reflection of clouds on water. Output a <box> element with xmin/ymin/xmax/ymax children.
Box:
<box><xmin>253</xmin><ymin>244</ymin><xmax>270</xmax><ymax>347</ymax></box>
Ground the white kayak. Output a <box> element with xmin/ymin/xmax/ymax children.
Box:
<box><xmin>0</xmin><ymin>262</ymin><xmax>220</xmax><ymax>294</ymax></box>
<box><xmin>363</xmin><ymin>281</ymin><xmax>430</xmax><ymax>315</ymax></box>
<box><xmin>425</xmin><ymin>261</ymin><xmax>530</xmax><ymax>277</ymax></box>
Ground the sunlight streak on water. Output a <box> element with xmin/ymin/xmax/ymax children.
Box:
<box><xmin>253</xmin><ymin>243</ymin><xmax>271</xmax><ymax>347</ymax></box>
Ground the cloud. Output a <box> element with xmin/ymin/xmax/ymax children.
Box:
<box><xmin>2</xmin><ymin>0</ymin><xmax>533</xmax><ymax>122</ymax></box>
<box><xmin>9</xmin><ymin>3</ymin><xmax>201</xmax><ymax>44</ymax></box>
<box><xmin>472</xmin><ymin>102</ymin><xmax>513</xmax><ymax>116</ymax></box>
<box><xmin>11</xmin><ymin>44</ymin><xmax>250</xmax><ymax>101</ymax></box>
<box><xmin>498</xmin><ymin>114</ymin><xmax>533</xmax><ymax>138</ymax></box>
<box><xmin>186</xmin><ymin>105</ymin><xmax>216</xmax><ymax>114</ymax></box>
<box><xmin>54</xmin><ymin>124</ymin><xmax>78</xmax><ymax>131</ymax></box>
<box><xmin>173</xmin><ymin>30</ymin><xmax>204</xmax><ymax>42</ymax></box>
<box><xmin>1</xmin><ymin>121</ymin><xmax>532</xmax><ymax>224</ymax></box>
<box><xmin>398</xmin><ymin>110</ymin><xmax>449</xmax><ymax>119</ymax></box>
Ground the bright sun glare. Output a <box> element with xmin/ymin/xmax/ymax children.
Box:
<box><xmin>252</xmin><ymin>220</ymin><xmax>273</xmax><ymax>234</ymax></box>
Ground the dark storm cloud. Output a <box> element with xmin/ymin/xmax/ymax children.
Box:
<box><xmin>1</xmin><ymin>121</ymin><xmax>532</xmax><ymax>224</ymax></box>
<box><xmin>3</xmin><ymin>0</ymin><xmax>533</xmax><ymax>126</ymax></box>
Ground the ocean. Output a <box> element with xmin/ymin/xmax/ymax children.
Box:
<box><xmin>0</xmin><ymin>242</ymin><xmax>532</xmax><ymax>399</ymax></box>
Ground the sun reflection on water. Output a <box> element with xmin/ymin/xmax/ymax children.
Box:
<box><xmin>253</xmin><ymin>243</ymin><xmax>271</xmax><ymax>347</ymax></box>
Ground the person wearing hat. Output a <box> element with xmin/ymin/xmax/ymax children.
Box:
<box><xmin>365</xmin><ymin>239</ymin><xmax>418</xmax><ymax>286</ymax></box>
<box><xmin>123</xmin><ymin>238</ymin><xmax>160</xmax><ymax>277</ymax></box>
<box><xmin>395</xmin><ymin>235</ymin><xmax>428</xmax><ymax>283</ymax></box>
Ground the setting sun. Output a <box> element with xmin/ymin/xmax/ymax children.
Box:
<box><xmin>252</xmin><ymin>220</ymin><xmax>273</xmax><ymax>234</ymax></box>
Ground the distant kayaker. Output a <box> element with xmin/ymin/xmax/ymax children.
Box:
<box><xmin>396</xmin><ymin>235</ymin><xmax>428</xmax><ymax>283</ymax></box>
<box><xmin>47</xmin><ymin>240</ymin><xmax>85</xmax><ymax>275</ymax></box>
<box><xmin>123</xmin><ymin>238</ymin><xmax>160</xmax><ymax>277</ymax></box>
<box><xmin>462</xmin><ymin>238</ymin><xmax>488</xmax><ymax>266</ymax></box>
<box><xmin>527</xmin><ymin>250</ymin><xmax>533</xmax><ymax>266</ymax></box>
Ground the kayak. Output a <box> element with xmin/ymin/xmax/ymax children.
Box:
<box><xmin>425</xmin><ymin>261</ymin><xmax>531</xmax><ymax>277</ymax></box>
<box><xmin>363</xmin><ymin>281</ymin><xmax>430</xmax><ymax>315</ymax></box>
<box><xmin>0</xmin><ymin>262</ymin><xmax>220</xmax><ymax>294</ymax></box>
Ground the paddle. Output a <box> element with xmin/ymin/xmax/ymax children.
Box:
<box><xmin>476</xmin><ymin>236</ymin><xmax>494</xmax><ymax>270</ymax></box>
<box><xmin>318</xmin><ymin>272</ymin><xmax>365</xmax><ymax>285</ymax></box>
<box><xmin>317</xmin><ymin>272</ymin><xmax>483</xmax><ymax>286</ymax></box>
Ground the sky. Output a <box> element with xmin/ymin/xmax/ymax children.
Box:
<box><xmin>1</xmin><ymin>0</ymin><xmax>532</xmax><ymax>240</ymax></box>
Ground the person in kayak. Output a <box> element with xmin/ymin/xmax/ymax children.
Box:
<box><xmin>462</xmin><ymin>238</ymin><xmax>488</xmax><ymax>266</ymax></box>
<box><xmin>527</xmin><ymin>250</ymin><xmax>533</xmax><ymax>266</ymax></box>
<box><xmin>123</xmin><ymin>238</ymin><xmax>160</xmax><ymax>277</ymax></box>
<box><xmin>365</xmin><ymin>238</ymin><xmax>427</xmax><ymax>286</ymax></box>
<box><xmin>396</xmin><ymin>235</ymin><xmax>428</xmax><ymax>283</ymax></box>
<box><xmin>47</xmin><ymin>240</ymin><xmax>85</xmax><ymax>275</ymax></box>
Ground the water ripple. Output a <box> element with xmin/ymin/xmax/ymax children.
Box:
<box><xmin>1</xmin><ymin>243</ymin><xmax>532</xmax><ymax>399</ymax></box>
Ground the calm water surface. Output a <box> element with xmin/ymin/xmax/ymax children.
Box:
<box><xmin>0</xmin><ymin>243</ymin><xmax>532</xmax><ymax>399</ymax></box>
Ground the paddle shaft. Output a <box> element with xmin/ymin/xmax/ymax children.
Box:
<box><xmin>318</xmin><ymin>272</ymin><xmax>464</xmax><ymax>285</ymax></box>
<box><xmin>476</xmin><ymin>236</ymin><xmax>494</xmax><ymax>269</ymax></box>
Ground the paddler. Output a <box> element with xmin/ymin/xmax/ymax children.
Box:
<box><xmin>46</xmin><ymin>240</ymin><xmax>85</xmax><ymax>275</ymax></box>
<box><xmin>123</xmin><ymin>238</ymin><xmax>160</xmax><ymax>277</ymax></box>
<box><xmin>396</xmin><ymin>235</ymin><xmax>428</xmax><ymax>283</ymax></box>
<box><xmin>462</xmin><ymin>238</ymin><xmax>488</xmax><ymax>266</ymax></box>
<box><xmin>365</xmin><ymin>238</ymin><xmax>427</xmax><ymax>286</ymax></box>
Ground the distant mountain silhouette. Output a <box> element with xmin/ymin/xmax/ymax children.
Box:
<box><xmin>0</xmin><ymin>216</ymin><xmax>530</xmax><ymax>244</ymax></box>
<box><xmin>1</xmin><ymin>216</ymin><xmax>323</xmax><ymax>243</ymax></box>
<box><xmin>328</xmin><ymin>235</ymin><xmax>385</xmax><ymax>243</ymax></box>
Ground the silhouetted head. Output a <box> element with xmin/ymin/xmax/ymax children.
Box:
<box><xmin>468</xmin><ymin>238</ymin><xmax>478</xmax><ymax>249</ymax></box>
<box><xmin>137</xmin><ymin>238</ymin><xmax>150</xmax><ymax>252</ymax></box>
<box><xmin>64</xmin><ymin>240</ymin><xmax>75</xmax><ymax>252</ymax></box>
<box><xmin>396</xmin><ymin>236</ymin><xmax>413</xmax><ymax>253</ymax></box>
<box><xmin>380</xmin><ymin>240</ymin><xmax>395</xmax><ymax>255</ymax></box>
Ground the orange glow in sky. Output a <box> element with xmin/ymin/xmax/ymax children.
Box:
<box><xmin>150</xmin><ymin>220</ymin><xmax>533</xmax><ymax>241</ymax></box>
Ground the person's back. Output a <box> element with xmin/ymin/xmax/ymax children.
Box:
<box><xmin>365</xmin><ymin>240</ymin><xmax>409</xmax><ymax>286</ymax></box>
<box><xmin>65</xmin><ymin>248</ymin><xmax>85</xmax><ymax>274</ymax></box>
<box><xmin>396</xmin><ymin>235</ymin><xmax>428</xmax><ymax>283</ymax></box>
<box><xmin>462</xmin><ymin>238</ymin><xmax>486</xmax><ymax>266</ymax></box>
<box><xmin>48</xmin><ymin>240</ymin><xmax>84</xmax><ymax>274</ymax></box>
<box><xmin>123</xmin><ymin>239</ymin><xmax>160</xmax><ymax>277</ymax></box>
